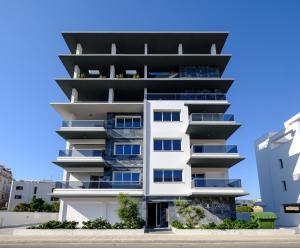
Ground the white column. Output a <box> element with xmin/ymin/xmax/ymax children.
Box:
<box><xmin>144</xmin><ymin>88</ymin><xmax>147</xmax><ymax>99</ymax></box>
<box><xmin>73</xmin><ymin>65</ymin><xmax>80</xmax><ymax>79</ymax></box>
<box><xmin>144</xmin><ymin>43</ymin><xmax>148</xmax><ymax>55</ymax></box>
<box><xmin>210</xmin><ymin>43</ymin><xmax>217</xmax><ymax>55</ymax></box>
<box><xmin>75</xmin><ymin>43</ymin><xmax>82</xmax><ymax>54</ymax></box>
<box><xmin>110</xmin><ymin>65</ymin><xmax>115</xmax><ymax>78</ymax></box>
<box><xmin>144</xmin><ymin>65</ymin><xmax>148</xmax><ymax>78</ymax></box>
<box><xmin>111</xmin><ymin>43</ymin><xmax>116</xmax><ymax>55</ymax></box>
<box><xmin>108</xmin><ymin>88</ymin><xmax>114</xmax><ymax>103</ymax></box>
<box><xmin>70</xmin><ymin>88</ymin><xmax>78</xmax><ymax>103</ymax></box>
<box><xmin>178</xmin><ymin>43</ymin><xmax>183</xmax><ymax>55</ymax></box>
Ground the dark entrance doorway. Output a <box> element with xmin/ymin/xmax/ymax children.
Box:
<box><xmin>147</xmin><ymin>202</ymin><xmax>168</xmax><ymax>228</ymax></box>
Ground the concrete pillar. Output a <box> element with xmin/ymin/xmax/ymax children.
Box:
<box><xmin>178</xmin><ymin>43</ymin><xmax>183</xmax><ymax>55</ymax></box>
<box><xmin>144</xmin><ymin>88</ymin><xmax>147</xmax><ymax>99</ymax></box>
<box><xmin>110</xmin><ymin>65</ymin><xmax>115</xmax><ymax>78</ymax></box>
<box><xmin>73</xmin><ymin>65</ymin><xmax>80</xmax><ymax>79</ymax></box>
<box><xmin>70</xmin><ymin>88</ymin><xmax>78</xmax><ymax>103</ymax></box>
<box><xmin>144</xmin><ymin>65</ymin><xmax>147</xmax><ymax>78</ymax></box>
<box><xmin>111</xmin><ymin>43</ymin><xmax>116</xmax><ymax>55</ymax></box>
<box><xmin>75</xmin><ymin>43</ymin><xmax>82</xmax><ymax>54</ymax></box>
<box><xmin>144</xmin><ymin>43</ymin><xmax>148</xmax><ymax>55</ymax></box>
<box><xmin>108</xmin><ymin>88</ymin><xmax>114</xmax><ymax>103</ymax></box>
<box><xmin>210</xmin><ymin>43</ymin><xmax>217</xmax><ymax>55</ymax></box>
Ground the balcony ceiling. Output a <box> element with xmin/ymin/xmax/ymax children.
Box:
<box><xmin>188</xmin><ymin>155</ymin><xmax>245</xmax><ymax>168</ymax></box>
<box><xmin>52</xmin><ymin>160</ymin><xmax>106</xmax><ymax>168</ymax></box>
<box><xmin>56</xmin><ymin>129</ymin><xmax>107</xmax><ymax>139</ymax></box>
<box><xmin>185</xmin><ymin>103</ymin><xmax>230</xmax><ymax>113</ymax></box>
<box><xmin>59</xmin><ymin>54</ymin><xmax>231</xmax><ymax>78</ymax></box>
<box><xmin>62</xmin><ymin>32</ymin><xmax>228</xmax><ymax>54</ymax></box>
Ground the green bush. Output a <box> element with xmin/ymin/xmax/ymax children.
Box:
<box><xmin>82</xmin><ymin>217</ymin><xmax>112</xmax><ymax>229</ymax></box>
<box><xmin>201</xmin><ymin>219</ymin><xmax>258</xmax><ymax>229</ymax></box>
<box><xmin>51</xmin><ymin>202</ymin><xmax>60</xmax><ymax>212</ymax></box>
<box><xmin>112</xmin><ymin>222</ymin><xmax>126</xmax><ymax>229</ymax></box>
<box><xmin>14</xmin><ymin>198</ymin><xmax>59</xmax><ymax>213</ymax></box>
<box><xmin>236</xmin><ymin>206</ymin><xmax>253</xmax><ymax>213</ymax></box>
<box><xmin>28</xmin><ymin>220</ymin><xmax>78</xmax><ymax>229</ymax></box>
<box><xmin>14</xmin><ymin>203</ymin><xmax>30</xmax><ymax>212</ymax></box>
<box><xmin>171</xmin><ymin>220</ymin><xmax>184</xmax><ymax>229</ymax></box>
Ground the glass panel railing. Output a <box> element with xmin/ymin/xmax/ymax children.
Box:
<box><xmin>62</xmin><ymin>120</ymin><xmax>106</xmax><ymax>128</ymax></box>
<box><xmin>191</xmin><ymin>179</ymin><xmax>241</xmax><ymax>188</ymax></box>
<box><xmin>190</xmin><ymin>113</ymin><xmax>234</xmax><ymax>122</ymax></box>
<box><xmin>145</xmin><ymin>93</ymin><xmax>226</xmax><ymax>101</ymax></box>
<box><xmin>58</xmin><ymin>150</ymin><xmax>104</xmax><ymax>157</ymax></box>
<box><xmin>191</xmin><ymin>145</ymin><xmax>238</xmax><ymax>153</ymax></box>
<box><xmin>55</xmin><ymin>181</ymin><xmax>142</xmax><ymax>189</ymax></box>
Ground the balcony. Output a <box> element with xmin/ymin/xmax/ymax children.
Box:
<box><xmin>53</xmin><ymin>149</ymin><xmax>105</xmax><ymax>167</ymax></box>
<box><xmin>57</xmin><ymin>120</ymin><xmax>106</xmax><ymax>139</ymax></box>
<box><xmin>188</xmin><ymin>145</ymin><xmax>244</xmax><ymax>168</ymax></box>
<box><xmin>186</xmin><ymin>113</ymin><xmax>240</xmax><ymax>139</ymax></box>
<box><xmin>145</xmin><ymin>93</ymin><xmax>226</xmax><ymax>101</ymax></box>
<box><xmin>190</xmin><ymin>178</ymin><xmax>247</xmax><ymax>196</ymax></box>
<box><xmin>52</xmin><ymin>180</ymin><xmax>143</xmax><ymax>197</ymax></box>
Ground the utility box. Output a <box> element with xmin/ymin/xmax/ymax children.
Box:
<box><xmin>251</xmin><ymin>212</ymin><xmax>277</xmax><ymax>229</ymax></box>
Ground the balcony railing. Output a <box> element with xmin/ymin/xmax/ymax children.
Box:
<box><xmin>191</xmin><ymin>145</ymin><xmax>238</xmax><ymax>154</ymax></box>
<box><xmin>191</xmin><ymin>179</ymin><xmax>241</xmax><ymax>188</ymax></box>
<box><xmin>190</xmin><ymin>113</ymin><xmax>234</xmax><ymax>122</ymax></box>
<box><xmin>62</xmin><ymin>120</ymin><xmax>106</xmax><ymax>128</ymax></box>
<box><xmin>145</xmin><ymin>93</ymin><xmax>226</xmax><ymax>101</ymax></box>
<box><xmin>58</xmin><ymin>149</ymin><xmax>104</xmax><ymax>157</ymax></box>
<box><xmin>55</xmin><ymin>181</ymin><xmax>142</xmax><ymax>189</ymax></box>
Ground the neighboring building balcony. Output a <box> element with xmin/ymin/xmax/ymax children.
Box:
<box><xmin>52</xmin><ymin>180</ymin><xmax>143</xmax><ymax>197</ymax></box>
<box><xmin>186</xmin><ymin>113</ymin><xmax>241</xmax><ymax>139</ymax></box>
<box><xmin>145</xmin><ymin>93</ymin><xmax>226</xmax><ymax>101</ymax></box>
<box><xmin>188</xmin><ymin>145</ymin><xmax>244</xmax><ymax>168</ymax></box>
<box><xmin>57</xmin><ymin>120</ymin><xmax>106</xmax><ymax>139</ymax></box>
<box><xmin>190</xmin><ymin>178</ymin><xmax>247</xmax><ymax>196</ymax></box>
<box><xmin>53</xmin><ymin>149</ymin><xmax>105</xmax><ymax>167</ymax></box>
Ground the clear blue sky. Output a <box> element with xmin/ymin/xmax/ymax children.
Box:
<box><xmin>1</xmin><ymin>0</ymin><xmax>299</xmax><ymax>199</ymax></box>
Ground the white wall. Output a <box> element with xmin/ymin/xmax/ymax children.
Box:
<box><xmin>0</xmin><ymin>211</ymin><xmax>58</xmax><ymax>227</ymax></box>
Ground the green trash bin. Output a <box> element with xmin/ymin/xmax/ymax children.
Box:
<box><xmin>251</xmin><ymin>212</ymin><xmax>277</xmax><ymax>229</ymax></box>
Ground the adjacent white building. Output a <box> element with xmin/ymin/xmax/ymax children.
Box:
<box><xmin>51</xmin><ymin>32</ymin><xmax>247</xmax><ymax>227</ymax></box>
<box><xmin>8</xmin><ymin>180</ymin><xmax>57</xmax><ymax>210</ymax></box>
<box><xmin>0</xmin><ymin>165</ymin><xmax>12</xmax><ymax>208</ymax></box>
<box><xmin>255</xmin><ymin>113</ymin><xmax>300</xmax><ymax>227</ymax></box>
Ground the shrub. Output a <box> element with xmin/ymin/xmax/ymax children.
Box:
<box><xmin>236</xmin><ymin>206</ymin><xmax>253</xmax><ymax>213</ymax></box>
<box><xmin>14</xmin><ymin>198</ymin><xmax>59</xmax><ymax>213</ymax></box>
<box><xmin>201</xmin><ymin>219</ymin><xmax>258</xmax><ymax>229</ymax></box>
<box><xmin>112</xmin><ymin>222</ymin><xmax>126</xmax><ymax>229</ymax></box>
<box><xmin>82</xmin><ymin>217</ymin><xmax>112</xmax><ymax>229</ymax></box>
<box><xmin>174</xmin><ymin>200</ymin><xmax>205</xmax><ymax>228</ymax></box>
<box><xmin>28</xmin><ymin>220</ymin><xmax>78</xmax><ymax>229</ymax></box>
<box><xmin>171</xmin><ymin>220</ymin><xmax>184</xmax><ymax>229</ymax></box>
<box><xmin>30</xmin><ymin>198</ymin><xmax>45</xmax><ymax>212</ymax></box>
<box><xmin>14</xmin><ymin>203</ymin><xmax>30</xmax><ymax>212</ymax></box>
<box><xmin>51</xmin><ymin>202</ymin><xmax>60</xmax><ymax>212</ymax></box>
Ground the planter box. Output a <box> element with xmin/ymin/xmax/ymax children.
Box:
<box><xmin>13</xmin><ymin>228</ymin><xmax>145</xmax><ymax>236</ymax></box>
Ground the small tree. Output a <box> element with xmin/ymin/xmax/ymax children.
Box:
<box><xmin>30</xmin><ymin>198</ymin><xmax>45</xmax><ymax>211</ymax></box>
<box><xmin>51</xmin><ymin>202</ymin><xmax>60</xmax><ymax>212</ymax></box>
<box><xmin>174</xmin><ymin>200</ymin><xmax>205</xmax><ymax>228</ymax></box>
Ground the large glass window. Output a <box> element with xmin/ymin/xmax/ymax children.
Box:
<box><xmin>115</xmin><ymin>143</ymin><xmax>141</xmax><ymax>155</ymax></box>
<box><xmin>154</xmin><ymin>111</ymin><xmax>180</xmax><ymax>121</ymax></box>
<box><xmin>113</xmin><ymin>172</ymin><xmax>140</xmax><ymax>182</ymax></box>
<box><xmin>153</xmin><ymin>169</ymin><xmax>183</xmax><ymax>182</ymax></box>
<box><xmin>153</xmin><ymin>139</ymin><xmax>181</xmax><ymax>151</ymax></box>
<box><xmin>115</xmin><ymin>116</ymin><xmax>141</xmax><ymax>128</ymax></box>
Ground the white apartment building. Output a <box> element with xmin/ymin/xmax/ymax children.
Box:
<box><xmin>8</xmin><ymin>180</ymin><xmax>57</xmax><ymax>210</ymax></box>
<box><xmin>255</xmin><ymin>113</ymin><xmax>300</xmax><ymax>227</ymax></box>
<box><xmin>51</xmin><ymin>32</ymin><xmax>247</xmax><ymax>228</ymax></box>
<box><xmin>0</xmin><ymin>165</ymin><xmax>12</xmax><ymax>208</ymax></box>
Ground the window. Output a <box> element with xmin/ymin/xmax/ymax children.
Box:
<box><xmin>153</xmin><ymin>169</ymin><xmax>183</xmax><ymax>182</ymax></box>
<box><xmin>115</xmin><ymin>143</ymin><xmax>141</xmax><ymax>155</ymax></box>
<box><xmin>282</xmin><ymin>180</ymin><xmax>287</xmax><ymax>191</ymax></box>
<box><xmin>113</xmin><ymin>172</ymin><xmax>140</xmax><ymax>182</ymax></box>
<box><xmin>279</xmin><ymin>159</ymin><xmax>284</xmax><ymax>169</ymax></box>
<box><xmin>51</xmin><ymin>197</ymin><xmax>59</xmax><ymax>201</ymax></box>
<box><xmin>153</xmin><ymin>139</ymin><xmax>181</xmax><ymax>151</ymax></box>
<box><xmin>154</xmin><ymin>111</ymin><xmax>180</xmax><ymax>121</ymax></box>
<box><xmin>14</xmin><ymin>195</ymin><xmax>22</xmax><ymax>199</ymax></box>
<box><xmin>33</xmin><ymin>186</ymin><xmax>37</xmax><ymax>194</ymax></box>
<box><xmin>16</xmin><ymin>186</ymin><xmax>23</xmax><ymax>190</ymax></box>
<box><xmin>115</xmin><ymin>116</ymin><xmax>141</xmax><ymax>129</ymax></box>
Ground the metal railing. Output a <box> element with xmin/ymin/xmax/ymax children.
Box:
<box><xmin>190</xmin><ymin>113</ymin><xmax>234</xmax><ymax>122</ymax></box>
<box><xmin>62</xmin><ymin>120</ymin><xmax>106</xmax><ymax>128</ymax></box>
<box><xmin>145</xmin><ymin>93</ymin><xmax>226</xmax><ymax>101</ymax></box>
<box><xmin>55</xmin><ymin>181</ymin><xmax>142</xmax><ymax>189</ymax></box>
<box><xmin>191</xmin><ymin>179</ymin><xmax>241</xmax><ymax>188</ymax></box>
<box><xmin>58</xmin><ymin>150</ymin><xmax>104</xmax><ymax>157</ymax></box>
<box><xmin>191</xmin><ymin>145</ymin><xmax>238</xmax><ymax>154</ymax></box>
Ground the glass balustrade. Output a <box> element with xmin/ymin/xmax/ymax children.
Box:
<box><xmin>190</xmin><ymin>113</ymin><xmax>234</xmax><ymax>122</ymax></box>
<box><xmin>58</xmin><ymin>150</ymin><xmax>104</xmax><ymax>157</ymax></box>
<box><xmin>146</xmin><ymin>93</ymin><xmax>226</xmax><ymax>101</ymax></box>
<box><xmin>191</xmin><ymin>145</ymin><xmax>238</xmax><ymax>154</ymax></box>
<box><xmin>55</xmin><ymin>181</ymin><xmax>142</xmax><ymax>189</ymax></box>
<box><xmin>191</xmin><ymin>179</ymin><xmax>241</xmax><ymax>188</ymax></box>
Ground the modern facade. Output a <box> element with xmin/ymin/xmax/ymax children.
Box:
<box><xmin>255</xmin><ymin>113</ymin><xmax>300</xmax><ymax>227</ymax></box>
<box><xmin>8</xmin><ymin>180</ymin><xmax>57</xmax><ymax>210</ymax></box>
<box><xmin>0</xmin><ymin>165</ymin><xmax>12</xmax><ymax>208</ymax></box>
<box><xmin>52</xmin><ymin>32</ymin><xmax>247</xmax><ymax>227</ymax></box>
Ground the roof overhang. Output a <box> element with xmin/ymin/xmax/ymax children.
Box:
<box><xmin>188</xmin><ymin>154</ymin><xmax>245</xmax><ymax>168</ymax></box>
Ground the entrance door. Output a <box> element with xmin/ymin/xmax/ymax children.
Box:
<box><xmin>147</xmin><ymin>202</ymin><xmax>168</xmax><ymax>228</ymax></box>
